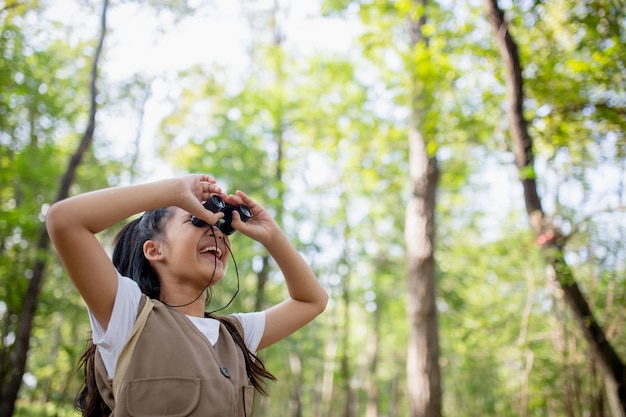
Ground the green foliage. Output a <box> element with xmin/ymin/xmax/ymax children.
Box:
<box><xmin>510</xmin><ymin>0</ymin><xmax>625</xmax><ymax>157</ymax></box>
<box><xmin>0</xmin><ymin>0</ymin><xmax>189</xmax><ymax>412</ymax></box>
<box><xmin>0</xmin><ymin>1</ymin><xmax>108</xmax><ymax>412</ymax></box>
<box><xmin>2</xmin><ymin>0</ymin><xmax>625</xmax><ymax>415</ymax></box>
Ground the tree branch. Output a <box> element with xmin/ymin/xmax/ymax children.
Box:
<box><xmin>484</xmin><ymin>0</ymin><xmax>626</xmax><ymax>412</ymax></box>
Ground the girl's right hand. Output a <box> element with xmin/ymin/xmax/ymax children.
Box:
<box><xmin>174</xmin><ymin>174</ymin><xmax>227</xmax><ymax>226</ymax></box>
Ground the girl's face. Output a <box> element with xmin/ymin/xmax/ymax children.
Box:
<box><xmin>156</xmin><ymin>207</ymin><xmax>231</xmax><ymax>289</ymax></box>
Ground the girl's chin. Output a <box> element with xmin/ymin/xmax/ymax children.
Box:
<box><xmin>207</xmin><ymin>275</ymin><xmax>224</xmax><ymax>285</ymax></box>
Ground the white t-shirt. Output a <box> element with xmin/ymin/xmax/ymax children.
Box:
<box><xmin>88</xmin><ymin>272</ymin><xmax>265</xmax><ymax>379</ymax></box>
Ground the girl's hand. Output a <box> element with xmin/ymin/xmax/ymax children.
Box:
<box><xmin>226</xmin><ymin>190</ymin><xmax>281</xmax><ymax>244</ymax></box>
<box><xmin>176</xmin><ymin>174</ymin><xmax>227</xmax><ymax>226</ymax></box>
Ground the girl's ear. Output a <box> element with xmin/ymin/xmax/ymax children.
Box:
<box><xmin>143</xmin><ymin>240</ymin><xmax>164</xmax><ymax>261</ymax></box>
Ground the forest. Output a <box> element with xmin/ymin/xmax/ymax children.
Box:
<box><xmin>1</xmin><ymin>0</ymin><xmax>625</xmax><ymax>416</ymax></box>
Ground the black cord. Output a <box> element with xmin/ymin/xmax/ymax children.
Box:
<box><xmin>207</xmin><ymin>238</ymin><xmax>240</xmax><ymax>315</ymax></box>
<box><xmin>162</xmin><ymin>230</ymin><xmax>240</xmax><ymax>313</ymax></box>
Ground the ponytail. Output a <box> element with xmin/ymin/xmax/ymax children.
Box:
<box><xmin>75</xmin><ymin>338</ymin><xmax>111</xmax><ymax>416</ymax></box>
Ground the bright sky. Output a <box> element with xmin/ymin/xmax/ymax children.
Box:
<box><xmin>46</xmin><ymin>0</ymin><xmax>361</xmax><ymax>181</ymax></box>
<box><xmin>102</xmin><ymin>1</ymin><xmax>359</xmax><ymax>79</ymax></box>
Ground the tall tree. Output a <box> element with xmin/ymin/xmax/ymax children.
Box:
<box><xmin>0</xmin><ymin>1</ymin><xmax>108</xmax><ymax>415</ymax></box>
<box><xmin>405</xmin><ymin>1</ymin><xmax>441</xmax><ymax>416</ymax></box>
<box><xmin>484</xmin><ymin>0</ymin><xmax>626</xmax><ymax>413</ymax></box>
<box><xmin>321</xmin><ymin>1</ymin><xmax>478</xmax><ymax>414</ymax></box>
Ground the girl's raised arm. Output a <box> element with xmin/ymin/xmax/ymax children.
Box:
<box><xmin>256</xmin><ymin>231</ymin><xmax>329</xmax><ymax>350</ymax></box>
<box><xmin>226</xmin><ymin>191</ymin><xmax>328</xmax><ymax>350</ymax></box>
<box><xmin>46</xmin><ymin>175</ymin><xmax>224</xmax><ymax>329</ymax></box>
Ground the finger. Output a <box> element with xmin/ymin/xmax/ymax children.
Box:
<box><xmin>223</xmin><ymin>192</ymin><xmax>243</xmax><ymax>205</ymax></box>
<box><xmin>217</xmin><ymin>210</ymin><xmax>240</xmax><ymax>236</ymax></box>
<box><xmin>235</xmin><ymin>191</ymin><xmax>266</xmax><ymax>216</ymax></box>
<box><xmin>229</xmin><ymin>210</ymin><xmax>253</xmax><ymax>234</ymax></box>
<box><xmin>193</xmin><ymin>212</ymin><xmax>225</xmax><ymax>228</ymax></box>
<box><xmin>234</xmin><ymin>190</ymin><xmax>258</xmax><ymax>207</ymax></box>
<box><xmin>198</xmin><ymin>174</ymin><xmax>217</xmax><ymax>184</ymax></box>
<box><xmin>202</xmin><ymin>183</ymin><xmax>225</xmax><ymax>198</ymax></box>
<box><xmin>230</xmin><ymin>209</ymin><xmax>242</xmax><ymax>225</ymax></box>
<box><xmin>197</xmin><ymin>178</ymin><xmax>226</xmax><ymax>201</ymax></box>
<box><xmin>191</xmin><ymin>200</ymin><xmax>225</xmax><ymax>224</ymax></box>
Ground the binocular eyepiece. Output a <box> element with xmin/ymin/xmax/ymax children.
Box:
<box><xmin>191</xmin><ymin>195</ymin><xmax>252</xmax><ymax>235</ymax></box>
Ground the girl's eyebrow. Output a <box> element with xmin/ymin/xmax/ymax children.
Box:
<box><xmin>179</xmin><ymin>212</ymin><xmax>193</xmax><ymax>221</ymax></box>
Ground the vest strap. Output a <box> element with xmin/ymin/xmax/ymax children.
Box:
<box><xmin>113</xmin><ymin>295</ymin><xmax>153</xmax><ymax>399</ymax></box>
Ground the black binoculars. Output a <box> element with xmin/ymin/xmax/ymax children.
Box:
<box><xmin>191</xmin><ymin>195</ymin><xmax>252</xmax><ymax>235</ymax></box>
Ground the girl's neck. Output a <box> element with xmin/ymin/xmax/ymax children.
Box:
<box><xmin>159</xmin><ymin>288</ymin><xmax>208</xmax><ymax>317</ymax></box>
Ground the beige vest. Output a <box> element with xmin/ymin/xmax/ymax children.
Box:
<box><xmin>95</xmin><ymin>297</ymin><xmax>254</xmax><ymax>417</ymax></box>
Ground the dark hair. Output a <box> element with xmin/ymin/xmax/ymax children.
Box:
<box><xmin>112</xmin><ymin>208</ymin><xmax>171</xmax><ymax>299</ymax></box>
<box><xmin>76</xmin><ymin>207</ymin><xmax>275</xmax><ymax>416</ymax></box>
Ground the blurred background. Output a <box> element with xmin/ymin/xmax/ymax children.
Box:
<box><xmin>1</xmin><ymin>0</ymin><xmax>625</xmax><ymax>416</ymax></box>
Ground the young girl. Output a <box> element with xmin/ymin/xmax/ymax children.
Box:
<box><xmin>46</xmin><ymin>174</ymin><xmax>328</xmax><ymax>417</ymax></box>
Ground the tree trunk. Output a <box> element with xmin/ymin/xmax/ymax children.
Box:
<box><xmin>518</xmin><ymin>276</ymin><xmax>536</xmax><ymax>417</ymax></box>
<box><xmin>251</xmin><ymin>3</ymin><xmax>286</xmax><ymax>416</ymax></box>
<box><xmin>288</xmin><ymin>352</ymin><xmax>303</xmax><ymax>417</ymax></box>
<box><xmin>405</xmin><ymin>128</ymin><xmax>441</xmax><ymax>417</ymax></box>
<box><xmin>484</xmin><ymin>0</ymin><xmax>626</xmax><ymax>413</ymax></box>
<box><xmin>251</xmin><ymin>0</ymin><xmax>287</xmax><ymax>314</ymax></box>
<box><xmin>0</xmin><ymin>1</ymin><xmax>108</xmax><ymax>415</ymax></box>
<box><xmin>340</xmin><ymin>256</ymin><xmax>355</xmax><ymax>417</ymax></box>
<box><xmin>319</xmin><ymin>329</ymin><xmax>338</xmax><ymax>417</ymax></box>
<box><xmin>365</xmin><ymin>306</ymin><xmax>380</xmax><ymax>417</ymax></box>
<box><xmin>405</xmin><ymin>1</ymin><xmax>442</xmax><ymax>417</ymax></box>
<box><xmin>254</xmin><ymin>256</ymin><xmax>270</xmax><ymax>312</ymax></box>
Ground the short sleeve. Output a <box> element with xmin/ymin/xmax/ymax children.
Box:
<box><xmin>230</xmin><ymin>311</ymin><xmax>265</xmax><ymax>353</ymax></box>
<box><xmin>88</xmin><ymin>271</ymin><xmax>142</xmax><ymax>378</ymax></box>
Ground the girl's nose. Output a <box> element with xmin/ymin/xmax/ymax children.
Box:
<box><xmin>210</xmin><ymin>225</ymin><xmax>225</xmax><ymax>240</ymax></box>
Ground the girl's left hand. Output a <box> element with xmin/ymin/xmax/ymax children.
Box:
<box><xmin>226</xmin><ymin>190</ymin><xmax>281</xmax><ymax>244</ymax></box>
